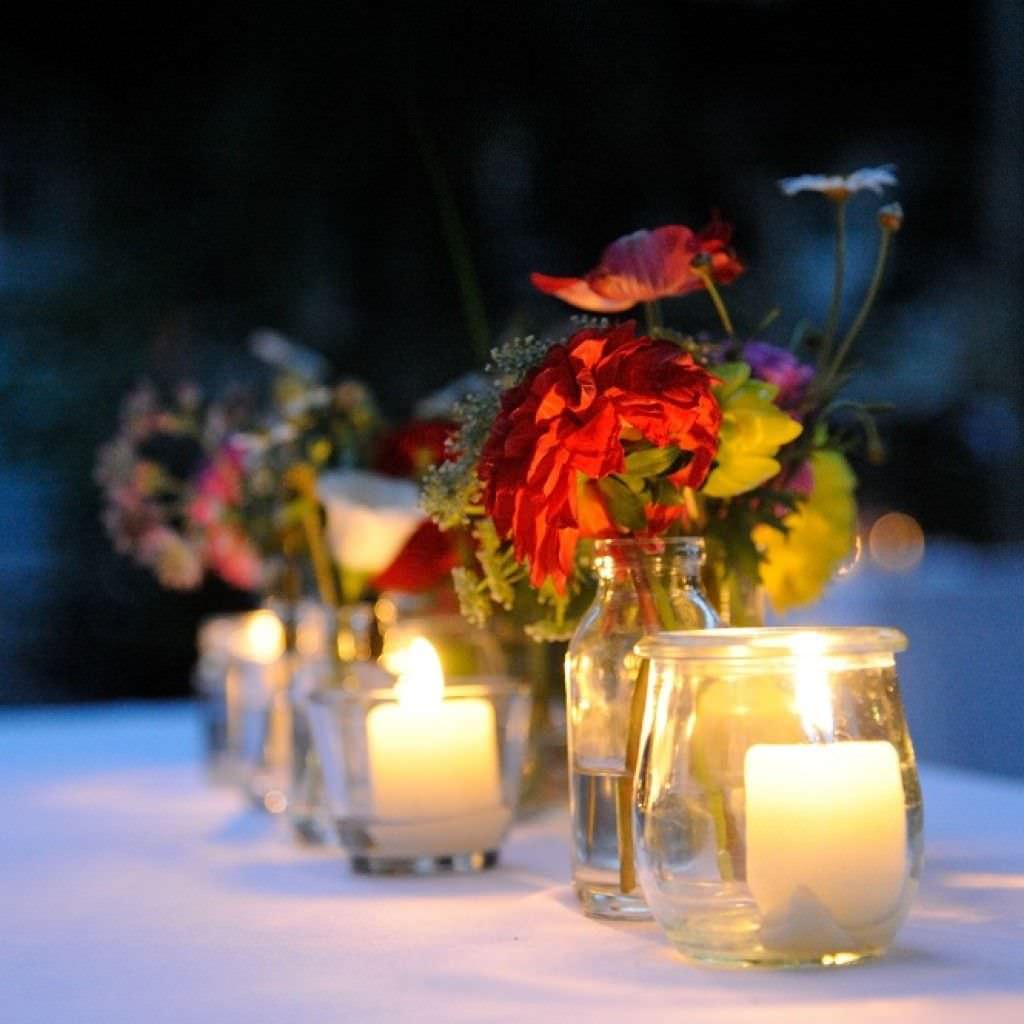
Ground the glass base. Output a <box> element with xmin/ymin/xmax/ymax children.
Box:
<box><xmin>670</xmin><ymin>942</ymin><xmax>881</xmax><ymax>969</ymax></box>
<box><xmin>575</xmin><ymin>883</ymin><xmax>652</xmax><ymax>921</ymax></box>
<box><xmin>247</xmin><ymin>785</ymin><xmax>288</xmax><ymax>815</ymax></box>
<box><xmin>351</xmin><ymin>849</ymin><xmax>499</xmax><ymax>875</ymax></box>
<box><xmin>290</xmin><ymin>815</ymin><xmax>330</xmax><ymax>845</ymax></box>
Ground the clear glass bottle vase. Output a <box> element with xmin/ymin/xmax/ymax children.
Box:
<box><xmin>565</xmin><ymin>536</ymin><xmax>719</xmax><ymax>919</ymax></box>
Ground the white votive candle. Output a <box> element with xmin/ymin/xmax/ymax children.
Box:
<box><xmin>366</xmin><ymin>639</ymin><xmax>501</xmax><ymax>826</ymax></box>
<box><xmin>744</xmin><ymin>741</ymin><xmax>908</xmax><ymax>947</ymax></box>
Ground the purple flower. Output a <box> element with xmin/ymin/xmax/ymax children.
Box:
<box><xmin>741</xmin><ymin>341</ymin><xmax>815</xmax><ymax>413</ymax></box>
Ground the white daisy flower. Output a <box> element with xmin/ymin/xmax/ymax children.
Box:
<box><xmin>778</xmin><ymin>165</ymin><xmax>898</xmax><ymax>199</ymax></box>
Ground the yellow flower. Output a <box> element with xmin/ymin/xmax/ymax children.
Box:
<box><xmin>703</xmin><ymin>363</ymin><xmax>803</xmax><ymax>498</ymax></box>
<box><xmin>753</xmin><ymin>450</ymin><xmax>857</xmax><ymax>614</ymax></box>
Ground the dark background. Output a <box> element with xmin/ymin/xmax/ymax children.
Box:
<box><xmin>1</xmin><ymin>2</ymin><xmax>1022</xmax><ymax>704</ymax></box>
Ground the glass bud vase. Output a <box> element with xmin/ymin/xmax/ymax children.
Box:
<box><xmin>565</xmin><ymin>537</ymin><xmax>719</xmax><ymax>920</ymax></box>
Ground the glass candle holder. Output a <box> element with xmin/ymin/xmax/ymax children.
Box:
<box><xmin>287</xmin><ymin>601</ymin><xmax>377</xmax><ymax>843</ymax></box>
<box><xmin>194</xmin><ymin>614</ymin><xmax>242</xmax><ymax>784</ymax></box>
<box><xmin>632</xmin><ymin>627</ymin><xmax>922</xmax><ymax>968</ymax></box>
<box><xmin>221</xmin><ymin>611</ymin><xmax>290</xmax><ymax>812</ymax></box>
<box><xmin>308</xmin><ymin>673</ymin><xmax>531</xmax><ymax>874</ymax></box>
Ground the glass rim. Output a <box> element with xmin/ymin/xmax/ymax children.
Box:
<box><xmin>634</xmin><ymin>626</ymin><xmax>908</xmax><ymax>660</ymax></box>
<box><xmin>592</xmin><ymin>535</ymin><xmax>705</xmax><ymax>553</ymax></box>
<box><xmin>308</xmin><ymin>674</ymin><xmax>531</xmax><ymax>706</ymax></box>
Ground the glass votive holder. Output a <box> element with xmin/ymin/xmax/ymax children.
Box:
<box><xmin>222</xmin><ymin>611</ymin><xmax>290</xmax><ymax>812</ymax></box>
<box><xmin>194</xmin><ymin>614</ymin><xmax>241</xmax><ymax>784</ymax></box>
<box><xmin>632</xmin><ymin>627</ymin><xmax>922</xmax><ymax>968</ymax></box>
<box><xmin>287</xmin><ymin>602</ymin><xmax>377</xmax><ymax>843</ymax></box>
<box><xmin>308</xmin><ymin>675</ymin><xmax>532</xmax><ymax>874</ymax></box>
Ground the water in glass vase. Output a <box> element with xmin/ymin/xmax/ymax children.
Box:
<box><xmin>571</xmin><ymin>760</ymin><xmax>652</xmax><ymax>920</ymax></box>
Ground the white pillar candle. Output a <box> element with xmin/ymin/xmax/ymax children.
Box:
<box><xmin>744</xmin><ymin>741</ymin><xmax>908</xmax><ymax>950</ymax></box>
<box><xmin>367</xmin><ymin>638</ymin><xmax>501</xmax><ymax>830</ymax></box>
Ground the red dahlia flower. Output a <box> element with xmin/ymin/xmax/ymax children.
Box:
<box><xmin>478</xmin><ymin>322</ymin><xmax>721</xmax><ymax>591</ymax></box>
<box><xmin>530</xmin><ymin>219</ymin><xmax>743</xmax><ymax>312</ymax></box>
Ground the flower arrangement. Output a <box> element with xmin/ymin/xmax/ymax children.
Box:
<box><xmin>95</xmin><ymin>381</ymin><xmax>266</xmax><ymax>591</ymax></box>
<box><xmin>424</xmin><ymin>166</ymin><xmax>903</xmax><ymax>636</ymax></box>
<box><xmin>97</xmin><ymin>335</ymin><xmax>458</xmax><ymax>609</ymax></box>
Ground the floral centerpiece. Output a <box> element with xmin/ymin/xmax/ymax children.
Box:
<box><xmin>97</xmin><ymin>333</ymin><xmax>461</xmax><ymax>619</ymax></box>
<box><xmin>424</xmin><ymin>166</ymin><xmax>903</xmax><ymax>634</ymax></box>
<box><xmin>95</xmin><ymin>380</ymin><xmax>266</xmax><ymax>593</ymax></box>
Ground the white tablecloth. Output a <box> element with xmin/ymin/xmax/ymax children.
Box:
<box><xmin>3</xmin><ymin>703</ymin><xmax>1023</xmax><ymax>1023</ymax></box>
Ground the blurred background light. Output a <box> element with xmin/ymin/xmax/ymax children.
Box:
<box><xmin>868</xmin><ymin>513</ymin><xmax>926</xmax><ymax>573</ymax></box>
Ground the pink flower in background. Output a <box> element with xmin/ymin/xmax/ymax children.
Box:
<box><xmin>196</xmin><ymin>441</ymin><xmax>246</xmax><ymax>506</ymax></box>
<box><xmin>204</xmin><ymin>523</ymin><xmax>263</xmax><ymax>592</ymax></box>
<box><xmin>188</xmin><ymin>441</ymin><xmax>248</xmax><ymax>529</ymax></box>
<box><xmin>783</xmin><ymin>460</ymin><xmax>815</xmax><ymax>497</ymax></box>
<box><xmin>741</xmin><ymin>341</ymin><xmax>816</xmax><ymax>414</ymax></box>
<box><xmin>137</xmin><ymin>527</ymin><xmax>204</xmax><ymax>590</ymax></box>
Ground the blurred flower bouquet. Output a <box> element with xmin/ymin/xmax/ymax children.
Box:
<box><xmin>96</xmin><ymin>333</ymin><xmax>457</xmax><ymax>611</ymax></box>
<box><xmin>424</xmin><ymin>166</ymin><xmax>904</xmax><ymax>635</ymax></box>
<box><xmin>95</xmin><ymin>380</ymin><xmax>267</xmax><ymax>592</ymax></box>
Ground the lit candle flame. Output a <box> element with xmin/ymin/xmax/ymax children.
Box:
<box><xmin>391</xmin><ymin>637</ymin><xmax>445</xmax><ymax>710</ymax></box>
<box><xmin>235</xmin><ymin>610</ymin><xmax>286</xmax><ymax>664</ymax></box>
<box><xmin>792</xmin><ymin>632</ymin><xmax>834</xmax><ymax>740</ymax></box>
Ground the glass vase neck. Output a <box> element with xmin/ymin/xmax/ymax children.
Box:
<box><xmin>592</xmin><ymin>536</ymin><xmax>706</xmax><ymax>584</ymax></box>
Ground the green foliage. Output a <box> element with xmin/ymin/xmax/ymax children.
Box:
<box><xmin>597</xmin><ymin>475</ymin><xmax>646</xmax><ymax>532</ymax></box>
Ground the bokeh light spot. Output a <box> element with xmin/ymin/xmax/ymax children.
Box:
<box><xmin>868</xmin><ymin>512</ymin><xmax>925</xmax><ymax>572</ymax></box>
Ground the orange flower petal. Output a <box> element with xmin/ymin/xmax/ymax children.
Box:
<box><xmin>529</xmin><ymin>273</ymin><xmax>636</xmax><ymax>313</ymax></box>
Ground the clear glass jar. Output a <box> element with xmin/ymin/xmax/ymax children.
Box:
<box><xmin>287</xmin><ymin>601</ymin><xmax>376</xmax><ymax>842</ymax></box>
<box><xmin>193</xmin><ymin>614</ymin><xmax>242</xmax><ymax>784</ymax></box>
<box><xmin>565</xmin><ymin>537</ymin><xmax>719</xmax><ymax>919</ymax></box>
<box><xmin>308</xmin><ymin>677</ymin><xmax>531</xmax><ymax>874</ymax></box>
<box><xmin>632</xmin><ymin>627</ymin><xmax>922</xmax><ymax>967</ymax></box>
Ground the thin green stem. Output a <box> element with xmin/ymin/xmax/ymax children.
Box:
<box><xmin>692</xmin><ymin>266</ymin><xmax>735</xmax><ymax>338</ymax></box>
<box><xmin>822</xmin><ymin>198</ymin><xmax>849</xmax><ymax>361</ymax></box>
<box><xmin>617</xmin><ymin>657</ymin><xmax>650</xmax><ymax>895</ymax></box>
<box><xmin>407</xmin><ymin>111</ymin><xmax>491</xmax><ymax>367</ymax></box>
<box><xmin>300</xmin><ymin>502</ymin><xmax>340</xmax><ymax>611</ymax></box>
<box><xmin>643</xmin><ymin>300</ymin><xmax>662</xmax><ymax>334</ymax></box>
<box><xmin>828</xmin><ymin>227</ymin><xmax>894</xmax><ymax>381</ymax></box>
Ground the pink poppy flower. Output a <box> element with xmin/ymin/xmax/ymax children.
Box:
<box><xmin>531</xmin><ymin>220</ymin><xmax>743</xmax><ymax>313</ymax></box>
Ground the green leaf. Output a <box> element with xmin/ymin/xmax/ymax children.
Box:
<box><xmin>617</xmin><ymin>472</ymin><xmax>648</xmax><ymax>496</ymax></box>
<box><xmin>624</xmin><ymin>445</ymin><xmax>678</xmax><ymax>477</ymax></box>
<box><xmin>623</xmin><ymin>445</ymin><xmax>693</xmax><ymax>479</ymax></box>
<box><xmin>598</xmin><ymin>475</ymin><xmax>647</xmax><ymax>533</ymax></box>
<box><xmin>651</xmin><ymin>478</ymin><xmax>685</xmax><ymax>507</ymax></box>
<box><xmin>712</xmin><ymin>362</ymin><xmax>750</xmax><ymax>401</ymax></box>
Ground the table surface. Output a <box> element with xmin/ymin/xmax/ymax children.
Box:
<box><xmin>3</xmin><ymin>703</ymin><xmax>1024</xmax><ymax>1024</ymax></box>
